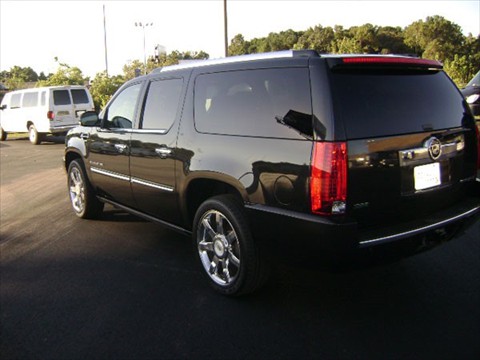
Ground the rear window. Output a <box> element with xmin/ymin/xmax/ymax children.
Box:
<box><xmin>329</xmin><ymin>70</ymin><xmax>466</xmax><ymax>139</ymax></box>
<box><xmin>194</xmin><ymin>68</ymin><xmax>313</xmax><ymax>139</ymax></box>
<box><xmin>71</xmin><ymin>89</ymin><xmax>90</xmax><ymax>104</ymax></box>
<box><xmin>53</xmin><ymin>90</ymin><xmax>71</xmax><ymax>105</ymax></box>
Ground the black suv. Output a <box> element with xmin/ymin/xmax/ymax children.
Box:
<box><xmin>65</xmin><ymin>50</ymin><xmax>480</xmax><ymax>296</ymax></box>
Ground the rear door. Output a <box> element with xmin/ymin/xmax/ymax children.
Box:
<box><xmin>129</xmin><ymin>76</ymin><xmax>185</xmax><ymax>224</ymax></box>
<box><xmin>327</xmin><ymin>60</ymin><xmax>478</xmax><ymax>228</ymax></box>
<box><xmin>51</xmin><ymin>88</ymin><xmax>76</xmax><ymax>127</ymax></box>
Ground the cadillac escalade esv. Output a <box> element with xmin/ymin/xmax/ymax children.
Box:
<box><xmin>65</xmin><ymin>50</ymin><xmax>480</xmax><ymax>296</ymax></box>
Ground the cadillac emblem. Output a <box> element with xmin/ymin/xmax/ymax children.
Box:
<box><xmin>425</xmin><ymin>137</ymin><xmax>442</xmax><ymax>161</ymax></box>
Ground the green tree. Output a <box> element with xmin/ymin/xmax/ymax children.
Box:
<box><xmin>89</xmin><ymin>71</ymin><xmax>125</xmax><ymax>110</ymax></box>
<box><xmin>37</xmin><ymin>60</ymin><xmax>87</xmax><ymax>86</ymax></box>
<box><xmin>0</xmin><ymin>66</ymin><xmax>39</xmax><ymax>90</ymax></box>
<box><xmin>228</xmin><ymin>34</ymin><xmax>249</xmax><ymax>55</ymax></box>
<box><xmin>404</xmin><ymin>15</ymin><xmax>465</xmax><ymax>62</ymax></box>
<box><xmin>295</xmin><ymin>25</ymin><xmax>334</xmax><ymax>53</ymax></box>
<box><xmin>444</xmin><ymin>34</ymin><xmax>480</xmax><ymax>87</ymax></box>
<box><xmin>376</xmin><ymin>26</ymin><xmax>411</xmax><ymax>54</ymax></box>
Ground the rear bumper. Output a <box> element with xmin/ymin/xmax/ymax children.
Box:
<box><xmin>49</xmin><ymin>125</ymin><xmax>77</xmax><ymax>133</ymax></box>
<box><xmin>245</xmin><ymin>196</ymin><xmax>480</xmax><ymax>256</ymax></box>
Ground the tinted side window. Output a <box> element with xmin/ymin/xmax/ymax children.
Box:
<box><xmin>41</xmin><ymin>91</ymin><xmax>46</xmax><ymax>106</ymax></box>
<box><xmin>53</xmin><ymin>90</ymin><xmax>71</xmax><ymax>105</ymax></box>
<box><xmin>23</xmin><ymin>92</ymin><xmax>38</xmax><ymax>107</ymax></box>
<box><xmin>71</xmin><ymin>89</ymin><xmax>89</xmax><ymax>104</ymax></box>
<box><xmin>194</xmin><ymin>68</ymin><xmax>312</xmax><ymax>139</ymax></box>
<box><xmin>141</xmin><ymin>78</ymin><xmax>183</xmax><ymax>130</ymax></box>
<box><xmin>104</xmin><ymin>83</ymin><xmax>142</xmax><ymax>129</ymax></box>
<box><xmin>11</xmin><ymin>94</ymin><xmax>22</xmax><ymax>109</ymax></box>
<box><xmin>330</xmin><ymin>70</ymin><xmax>466</xmax><ymax>139</ymax></box>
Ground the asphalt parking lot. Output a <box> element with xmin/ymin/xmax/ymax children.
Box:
<box><xmin>1</xmin><ymin>137</ymin><xmax>479</xmax><ymax>359</ymax></box>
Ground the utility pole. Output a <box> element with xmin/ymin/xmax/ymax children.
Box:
<box><xmin>103</xmin><ymin>4</ymin><xmax>108</xmax><ymax>76</ymax></box>
<box><xmin>224</xmin><ymin>0</ymin><xmax>228</xmax><ymax>57</ymax></box>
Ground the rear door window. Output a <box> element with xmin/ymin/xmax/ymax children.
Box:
<box><xmin>329</xmin><ymin>70</ymin><xmax>466</xmax><ymax>139</ymax></box>
<box><xmin>194</xmin><ymin>68</ymin><xmax>312</xmax><ymax>139</ymax></box>
<box><xmin>53</xmin><ymin>90</ymin><xmax>71</xmax><ymax>105</ymax></box>
<box><xmin>141</xmin><ymin>78</ymin><xmax>183</xmax><ymax>130</ymax></box>
<box><xmin>71</xmin><ymin>89</ymin><xmax>90</xmax><ymax>104</ymax></box>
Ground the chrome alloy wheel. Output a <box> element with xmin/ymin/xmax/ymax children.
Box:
<box><xmin>69</xmin><ymin>166</ymin><xmax>85</xmax><ymax>214</ymax></box>
<box><xmin>197</xmin><ymin>210</ymin><xmax>241</xmax><ymax>286</ymax></box>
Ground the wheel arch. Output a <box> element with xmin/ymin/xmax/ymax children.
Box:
<box><xmin>183</xmin><ymin>176</ymin><xmax>247</xmax><ymax>229</ymax></box>
<box><xmin>26</xmin><ymin>120</ymin><xmax>34</xmax><ymax>131</ymax></box>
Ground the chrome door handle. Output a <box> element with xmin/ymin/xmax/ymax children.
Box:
<box><xmin>155</xmin><ymin>148</ymin><xmax>172</xmax><ymax>158</ymax></box>
<box><xmin>114</xmin><ymin>144</ymin><xmax>128</xmax><ymax>153</ymax></box>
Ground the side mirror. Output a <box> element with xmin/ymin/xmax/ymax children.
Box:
<box><xmin>80</xmin><ymin>111</ymin><xmax>100</xmax><ymax>127</ymax></box>
<box><xmin>0</xmin><ymin>104</ymin><xmax>6</xmax><ymax>110</ymax></box>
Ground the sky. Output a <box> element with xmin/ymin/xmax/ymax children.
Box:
<box><xmin>1</xmin><ymin>0</ymin><xmax>479</xmax><ymax>78</ymax></box>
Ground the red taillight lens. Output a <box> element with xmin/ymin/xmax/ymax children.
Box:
<box><xmin>47</xmin><ymin>111</ymin><xmax>54</xmax><ymax>120</ymax></box>
<box><xmin>310</xmin><ymin>142</ymin><xmax>348</xmax><ymax>215</ymax></box>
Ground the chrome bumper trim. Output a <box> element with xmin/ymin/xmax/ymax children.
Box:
<box><xmin>359</xmin><ymin>206</ymin><xmax>480</xmax><ymax>248</ymax></box>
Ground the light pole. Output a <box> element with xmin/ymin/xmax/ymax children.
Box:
<box><xmin>135</xmin><ymin>22</ymin><xmax>153</xmax><ymax>74</ymax></box>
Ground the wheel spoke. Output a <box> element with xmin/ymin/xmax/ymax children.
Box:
<box><xmin>216</xmin><ymin>212</ymin><xmax>224</xmax><ymax>235</ymax></box>
<box><xmin>228</xmin><ymin>252</ymin><xmax>240</xmax><ymax>268</ymax></box>
<box><xmin>209</xmin><ymin>256</ymin><xmax>220</xmax><ymax>275</ymax></box>
<box><xmin>202</xmin><ymin>217</ymin><xmax>217</xmax><ymax>239</ymax></box>
<box><xmin>198</xmin><ymin>239</ymin><xmax>214</xmax><ymax>252</ymax></box>
<box><xmin>226</xmin><ymin>230</ymin><xmax>236</xmax><ymax>245</ymax></box>
<box><xmin>222</xmin><ymin>261</ymin><xmax>231</xmax><ymax>283</ymax></box>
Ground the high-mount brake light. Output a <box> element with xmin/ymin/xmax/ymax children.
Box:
<box><xmin>342</xmin><ymin>57</ymin><xmax>443</xmax><ymax>68</ymax></box>
<box><xmin>310</xmin><ymin>142</ymin><xmax>348</xmax><ymax>215</ymax></box>
<box><xmin>47</xmin><ymin>111</ymin><xmax>55</xmax><ymax>120</ymax></box>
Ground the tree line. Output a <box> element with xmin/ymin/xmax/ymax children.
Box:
<box><xmin>1</xmin><ymin>15</ymin><xmax>478</xmax><ymax>110</ymax></box>
<box><xmin>228</xmin><ymin>15</ymin><xmax>479</xmax><ymax>86</ymax></box>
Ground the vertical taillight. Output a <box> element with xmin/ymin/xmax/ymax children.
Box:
<box><xmin>47</xmin><ymin>111</ymin><xmax>55</xmax><ymax>120</ymax></box>
<box><xmin>310</xmin><ymin>142</ymin><xmax>348</xmax><ymax>215</ymax></box>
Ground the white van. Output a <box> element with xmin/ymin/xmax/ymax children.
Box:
<box><xmin>0</xmin><ymin>85</ymin><xmax>94</xmax><ymax>144</ymax></box>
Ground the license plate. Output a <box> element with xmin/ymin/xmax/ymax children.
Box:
<box><xmin>414</xmin><ymin>162</ymin><xmax>441</xmax><ymax>190</ymax></box>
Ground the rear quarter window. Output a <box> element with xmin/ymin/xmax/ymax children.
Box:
<box><xmin>53</xmin><ymin>90</ymin><xmax>71</xmax><ymax>105</ymax></box>
<box><xmin>194</xmin><ymin>68</ymin><xmax>313</xmax><ymax>139</ymax></box>
<box><xmin>330</xmin><ymin>69</ymin><xmax>466</xmax><ymax>139</ymax></box>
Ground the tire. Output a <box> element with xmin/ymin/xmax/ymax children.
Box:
<box><xmin>28</xmin><ymin>124</ymin><xmax>44</xmax><ymax>145</ymax></box>
<box><xmin>67</xmin><ymin>160</ymin><xmax>104</xmax><ymax>219</ymax></box>
<box><xmin>193</xmin><ymin>195</ymin><xmax>269</xmax><ymax>296</ymax></box>
<box><xmin>0</xmin><ymin>127</ymin><xmax>6</xmax><ymax>141</ymax></box>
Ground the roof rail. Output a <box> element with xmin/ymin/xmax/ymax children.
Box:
<box><xmin>150</xmin><ymin>50</ymin><xmax>319</xmax><ymax>74</ymax></box>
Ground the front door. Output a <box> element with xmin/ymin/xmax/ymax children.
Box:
<box><xmin>87</xmin><ymin>82</ymin><xmax>143</xmax><ymax>207</ymax></box>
